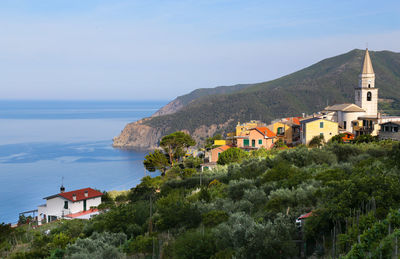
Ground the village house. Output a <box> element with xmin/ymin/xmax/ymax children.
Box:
<box><xmin>268</xmin><ymin>117</ymin><xmax>301</xmax><ymax>146</ymax></box>
<box><xmin>236</xmin><ymin>126</ymin><xmax>276</xmax><ymax>150</ymax></box>
<box><xmin>37</xmin><ymin>186</ymin><xmax>103</xmax><ymax>225</ymax></box>
<box><xmin>300</xmin><ymin>118</ymin><xmax>338</xmax><ymax>145</ymax></box>
<box><xmin>209</xmin><ymin>144</ymin><xmax>231</xmax><ymax>163</ymax></box>
<box><xmin>379</xmin><ymin>121</ymin><xmax>400</xmax><ymax>141</ymax></box>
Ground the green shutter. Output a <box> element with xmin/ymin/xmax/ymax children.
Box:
<box><xmin>258</xmin><ymin>139</ymin><xmax>262</xmax><ymax>145</ymax></box>
<box><xmin>243</xmin><ymin>139</ymin><xmax>249</xmax><ymax>146</ymax></box>
<box><xmin>320</xmin><ymin>122</ymin><xmax>324</xmax><ymax>128</ymax></box>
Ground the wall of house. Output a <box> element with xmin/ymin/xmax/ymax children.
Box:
<box><xmin>269</xmin><ymin>122</ymin><xmax>293</xmax><ymax>144</ymax></box>
<box><xmin>236</xmin><ymin>138</ymin><xmax>247</xmax><ymax>149</ymax></box>
<box><xmin>303</xmin><ymin>120</ymin><xmax>338</xmax><ymax>145</ymax></box>
<box><xmin>214</xmin><ymin>140</ymin><xmax>227</xmax><ymax>146</ymax></box>
<box><xmin>211</xmin><ymin>148</ymin><xmax>223</xmax><ymax>163</ymax></box>
<box><xmin>379</xmin><ymin>131</ymin><xmax>400</xmax><ymax>141</ymax></box>
<box><xmin>68</xmin><ymin>196</ymin><xmax>102</xmax><ymax>213</ymax></box>
<box><xmin>338</xmin><ymin>111</ymin><xmax>365</xmax><ymax>133</ymax></box>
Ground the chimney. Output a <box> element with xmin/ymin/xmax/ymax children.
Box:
<box><xmin>60</xmin><ymin>185</ymin><xmax>65</xmax><ymax>193</ymax></box>
<box><xmin>72</xmin><ymin>194</ymin><xmax>76</xmax><ymax>201</ymax></box>
<box><xmin>84</xmin><ymin>190</ymin><xmax>88</xmax><ymax>197</ymax></box>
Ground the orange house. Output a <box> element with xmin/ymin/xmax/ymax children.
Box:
<box><xmin>210</xmin><ymin>145</ymin><xmax>231</xmax><ymax>163</ymax></box>
<box><xmin>236</xmin><ymin>127</ymin><xmax>276</xmax><ymax>150</ymax></box>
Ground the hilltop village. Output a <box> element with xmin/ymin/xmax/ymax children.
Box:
<box><xmin>200</xmin><ymin>49</ymin><xmax>400</xmax><ymax>166</ymax></box>
<box><xmin>4</xmin><ymin>49</ymin><xmax>400</xmax><ymax>259</ymax></box>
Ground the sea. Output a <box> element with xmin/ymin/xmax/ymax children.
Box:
<box><xmin>0</xmin><ymin>100</ymin><xmax>167</xmax><ymax>224</ymax></box>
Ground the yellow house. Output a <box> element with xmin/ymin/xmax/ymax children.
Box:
<box><xmin>267</xmin><ymin>117</ymin><xmax>302</xmax><ymax>145</ymax></box>
<box><xmin>213</xmin><ymin>140</ymin><xmax>227</xmax><ymax>146</ymax></box>
<box><xmin>236</xmin><ymin>120</ymin><xmax>266</xmax><ymax>136</ymax></box>
<box><xmin>300</xmin><ymin>118</ymin><xmax>338</xmax><ymax>145</ymax></box>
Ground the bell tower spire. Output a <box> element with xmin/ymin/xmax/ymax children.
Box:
<box><xmin>355</xmin><ymin>48</ymin><xmax>378</xmax><ymax>116</ymax></box>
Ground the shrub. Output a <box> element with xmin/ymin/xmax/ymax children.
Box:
<box><xmin>202</xmin><ymin>210</ymin><xmax>229</xmax><ymax>227</ymax></box>
<box><xmin>173</xmin><ymin>230</ymin><xmax>217</xmax><ymax>259</ymax></box>
<box><xmin>217</xmin><ymin>148</ymin><xmax>248</xmax><ymax>165</ymax></box>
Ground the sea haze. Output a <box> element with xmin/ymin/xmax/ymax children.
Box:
<box><xmin>0</xmin><ymin>100</ymin><xmax>166</xmax><ymax>224</ymax></box>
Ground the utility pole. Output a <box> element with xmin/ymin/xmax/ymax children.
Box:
<box><xmin>149</xmin><ymin>195</ymin><xmax>153</xmax><ymax>234</ymax></box>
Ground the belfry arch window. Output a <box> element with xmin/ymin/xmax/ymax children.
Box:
<box><xmin>368</xmin><ymin>84</ymin><xmax>371</xmax><ymax>88</ymax></box>
<box><xmin>367</xmin><ymin>91</ymin><xmax>372</xmax><ymax>101</ymax></box>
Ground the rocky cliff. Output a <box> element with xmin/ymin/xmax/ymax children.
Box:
<box><xmin>112</xmin><ymin>118</ymin><xmax>166</xmax><ymax>150</ymax></box>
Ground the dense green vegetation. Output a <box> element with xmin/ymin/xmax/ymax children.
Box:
<box><xmin>2</xmin><ymin>139</ymin><xmax>400</xmax><ymax>258</ymax></box>
<box><xmin>146</xmin><ymin>49</ymin><xmax>400</xmax><ymax>136</ymax></box>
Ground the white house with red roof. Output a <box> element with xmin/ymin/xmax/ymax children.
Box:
<box><xmin>37</xmin><ymin>186</ymin><xmax>103</xmax><ymax>225</ymax></box>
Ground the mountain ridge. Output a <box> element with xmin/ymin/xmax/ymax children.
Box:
<box><xmin>113</xmin><ymin>49</ymin><xmax>400</xmax><ymax>149</ymax></box>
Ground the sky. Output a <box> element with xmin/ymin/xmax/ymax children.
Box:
<box><xmin>1</xmin><ymin>0</ymin><xmax>400</xmax><ymax>100</ymax></box>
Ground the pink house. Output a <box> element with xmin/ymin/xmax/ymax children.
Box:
<box><xmin>236</xmin><ymin>127</ymin><xmax>276</xmax><ymax>150</ymax></box>
<box><xmin>210</xmin><ymin>145</ymin><xmax>231</xmax><ymax>163</ymax></box>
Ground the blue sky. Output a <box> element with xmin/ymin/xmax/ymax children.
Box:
<box><xmin>1</xmin><ymin>0</ymin><xmax>399</xmax><ymax>100</ymax></box>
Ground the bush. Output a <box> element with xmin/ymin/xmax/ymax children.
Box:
<box><xmin>124</xmin><ymin>234</ymin><xmax>155</xmax><ymax>254</ymax></box>
<box><xmin>173</xmin><ymin>230</ymin><xmax>217</xmax><ymax>259</ymax></box>
<box><xmin>202</xmin><ymin>210</ymin><xmax>229</xmax><ymax>227</ymax></box>
<box><xmin>217</xmin><ymin>148</ymin><xmax>248</xmax><ymax>165</ymax></box>
<box><xmin>65</xmin><ymin>232</ymin><xmax>126</xmax><ymax>259</ymax></box>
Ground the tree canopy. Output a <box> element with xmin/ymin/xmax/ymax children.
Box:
<box><xmin>160</xmin><ymin>131</ymin><xmax>196</xmax><ymax>165</ymax></box>
<box><xmin>143</xmin><ymin>149</ymin><xmax>170</xmax><ymax>174</ymax></box>
<box><xmin>217</xmin><ymin>147</ymin><xmax>248</xmax><ymax>165</ymax></box>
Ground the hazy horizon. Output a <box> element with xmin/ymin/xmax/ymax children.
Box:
<box><xmin>1</xmin><ymin>0</ymin><xmax>400</xmax><ymax>100</ymax></box>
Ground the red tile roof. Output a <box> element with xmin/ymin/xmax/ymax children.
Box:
<box><xmin>254</xmin><ymin>127</ymin><xmax>276</xmax><ymax>138</ymax></box>
<box><xmin>285</xmin><ymin>117</ymin><xmax>301</xmax><ymax>125</ymax></box>
<box><xmin>65</xmin><ymin>208</ymin><xmax>99</xmax><ymax>218</ymax></box>
<box><xmin>214</xmin><ymin>145</ymin><xmax>231</xmax><ymax>152</ymax></box>
<box><xmin>298</xmin><ymin>211</ymin><xmax>313</xmax><ymax>220</ymax></box>
<box><xmin>58</xmin><ymin>188</ymin><xmax>103</xmax><ymax>202</ymax></box>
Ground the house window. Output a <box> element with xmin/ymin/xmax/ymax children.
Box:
<box><xmin>243</xmin><ymin>139</ymin><xmax>249</xmax><ymax>146</ymax></box>
<box><xmin>320</xmin><ymin>133</ymin><xmax>324</xmax><ymax>137</ymax></box>
<box><xmin>64</xmin><ymin>201</ymin><xmax>68</xmax><ymax>209</ymax></box>
<box><xmin>320</xmin><ymin>122</ymin><xmax>324</xmax><ymax>128</ymax></box>
<box><xmin>394</xmin><ymin>127</ymin><xmax>399</xmax><ymax>132</ymax></box>
<box><xmin>277</xmin><ymin>127</ymin><xmax>284</xmax><ymax>135</ymax></box>
<box><xmin>258</xmin><ymin>139</ymin><xmax>262</xmax><ymax>145</ymax></box>
<box><xmin>367</xmin><ymin>92</ymin><xmax>372</xmax><ymax>101</ymax></box>
<box><xmin>368</xmin><ymin>84</ymin><xmax>371</xmax><ymax>88</ymax></box>
<box><xmin>218</xmin><ymin>152</ymin><xmax>220</xmax><ymax>157</ymax></box>
<box><xmin>252</xmin><ymin>139</ymin><xmax>255</xmax><ymax>147</ymax></box>
<box><xmin>343</xmin><ymin>121</ymin><xmax>346</xmax><ymax>130</ymax></box>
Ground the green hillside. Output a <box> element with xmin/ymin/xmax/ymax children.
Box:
<box><xmin>146</xmin><ymin>49</ymin><xmax>400</xmax><ymax>135</ymax></box>
<box><xmin>176</xmin><ymin>84</ymin><xmax>250</xmax><ymax>106</ymax></box>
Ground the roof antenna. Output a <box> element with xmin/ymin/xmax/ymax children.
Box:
<box><xmin>60</xmin><ymin>176</ymin><xmax>65</xmax><ymax>193</ymax></box>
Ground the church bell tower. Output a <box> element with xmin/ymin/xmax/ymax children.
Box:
<box><xmin>355</xmin><ymin>48</ymin><xmax>378</xmax><ymax>116</ymax></box>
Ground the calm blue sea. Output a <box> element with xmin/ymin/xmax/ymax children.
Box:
<box><xmin>0</xmin><ymin>100</ymin><xmax>166</xmax><ymax>224</ymax></box>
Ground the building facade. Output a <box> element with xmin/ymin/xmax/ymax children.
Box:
<box><xmin>236</xmin><ymin>127</ymin><xmax>276</xmax><ymax>150</ymax></box>
<box><xmin>38</xmin><ymin>187</ymin><xmax>103</xmax><ymax>225</ymax></box>
<box><xmin>300</xmin><ymin>118</ymin><xmax>338</xmax><ymax>145</ymax></box>
<box><xmin>379</xmin><ymin>121</ymin><xmax>400</xmax><ymax>141</ymax></box>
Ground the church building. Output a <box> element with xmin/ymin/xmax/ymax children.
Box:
<box><xmin>322</xmin><ymin>49</ymin><xmax>391</xmax><ymax>136</ymax></box>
